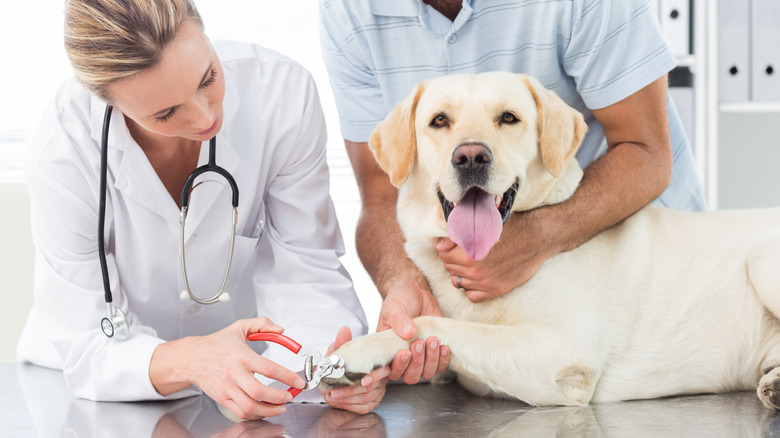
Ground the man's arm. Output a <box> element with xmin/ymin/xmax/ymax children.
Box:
<box><xmin>437</xmin><ymin>75</ymin><xmax>673</xmax><ymax>301</ymax></box>
<box><xmin>345</xmin><ymin>139</ymin><xmax>450</xmax><ymax>383</ymax></box>
<box><xmin>345</xmin><ymin>140</ymin><xmax>424</xmax><ymax>304</ymax></box>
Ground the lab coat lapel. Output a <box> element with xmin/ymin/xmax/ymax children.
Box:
<box><xmin>116</xmin><ymin>140</ymin><xmax>182</xmax><ymax>225</ymax></box>
<box><xmin>92</xmin><ymin>99</ymin><xmax>182</xmax><ymax>230</ymax></box>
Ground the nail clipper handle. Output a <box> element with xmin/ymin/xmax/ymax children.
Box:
<box><xmin>247</xmin><ymin>332</ymin><xmax>304</xmax><ymax>402</ymax></box>
<box><xmin>247</xmin><ymin>332</ymin><xmax>302</xmax><ymax>353</ymax></box>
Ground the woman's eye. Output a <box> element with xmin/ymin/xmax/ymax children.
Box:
<box><xmin>500</xmin><ymin>112</ymin><xmax>519</xmax><ymax>124</ymax></box>
<box><xmin>430</xmin><ymin>114</ymin><xmax>449</xmax><ymax>128</ymax></box>
<box><xmin>200</xmin><ymin>68</ymin><xmax>217</xmax><ymax>89</ymax></box>
<box><xmin>155</xmin><ymin>107</ymin><xmax>177</xmax><ymax>123</ymax></box>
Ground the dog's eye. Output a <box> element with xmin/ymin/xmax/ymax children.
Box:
<box><xmin>430</xmin><ymin>114</ymin><xmax>450</xmax><ymax>128</ymax></box>
<box><xmin>500</xmin><ymin>112</ymin><xmax>520</xmax><ymax>125</ymax></box>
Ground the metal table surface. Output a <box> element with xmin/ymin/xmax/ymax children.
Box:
<box><xmin>3</xmin><ymin>362</ymin><xmax>780</xmax><ymax>437</ymax></box>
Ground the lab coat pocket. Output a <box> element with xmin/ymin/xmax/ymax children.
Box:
<box><xmin>223</xmin><ymin>232</ymin><xmax>262</xmax><ymax>292</ymax></box>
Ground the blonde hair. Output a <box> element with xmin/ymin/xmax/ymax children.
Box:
<box><xmin>64</xmin><ymin>0</ymin><xmax>203</xmax><ymax>101</ymax></box>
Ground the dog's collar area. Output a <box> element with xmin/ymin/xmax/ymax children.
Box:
<box><xmin>437</xmin><ymin>179</ymin><xmax>519</xmax><ymax>224</ymax></box>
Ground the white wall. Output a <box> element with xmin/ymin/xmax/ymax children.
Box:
<box><xmin>0</xmin><ymin>183</ymin><xmax>34</xmax><ymax>362</ymax></box>
<box><xmin>718</xmin><ymin>112</ymin><xmax>780</xmax><ymax>209</ymax></box>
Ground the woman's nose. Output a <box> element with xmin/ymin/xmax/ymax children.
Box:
<box><xmin>192</xmin><ymin>94</ymin><xmax>215</xmax><ymax>128</ymax></box>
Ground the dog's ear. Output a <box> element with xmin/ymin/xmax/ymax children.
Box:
<box><xmin>522</xmin><ymin>75</ymin><xmax>588</xmax><ymax>178</ymax></box>
<box><xmin>368</xmin><ymin>82</ymin><xmax>426</xmax><ymax>187</ymax></box>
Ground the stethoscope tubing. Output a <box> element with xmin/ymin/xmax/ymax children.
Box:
<box><xmin>180</xmin><ymin>137</ymin><xmax>239</xmax><ymax>209</ymax></box>
<box><xmin>98</xmin><ymin>104</ymin><xmax>241</xmax><ymax>338</ymax></box>
<box><xmin>98</xmin><ymin>105</ymin><xmax>114</xmax><ymax>305</ymax></box>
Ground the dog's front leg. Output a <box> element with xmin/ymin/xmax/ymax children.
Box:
<box><xmin>319</xmin><ymin>328</ymin><xmax>412</xmax><ymax>389</ymax></box>
<box><xmin>323</xmin><ymin>315</ymin><xmax>601</xmax><ymax>406</ymax></box>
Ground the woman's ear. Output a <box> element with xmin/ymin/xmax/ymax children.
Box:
<box><xmin>368</xmin><ymin>82</ymin><xmax>426</xmax><ymax>187</ymax></box>
<box><xmin>522</xmin><ymin>75</ymin><xmax>588</xmax><ymax>178</ymax></box>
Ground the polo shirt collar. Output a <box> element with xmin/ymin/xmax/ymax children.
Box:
<box><xmin>369</xmin><ymin>0</ymin><xmax>474</xmax><ymax>34</ymax></box>
<box><xmin>369</xmin><ymin>0</ymin><xmax>421</xmax><ymax>17</ymax></box>
<box><xmin>368</xmin><ymin>0</ymin><xmax>473</xmax><ymax>17</ymax></box>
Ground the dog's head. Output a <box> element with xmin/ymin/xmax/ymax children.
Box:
<box><xmin>369</xmin><ymin>72</ymin><xmax>587</xmax><ymax>260</ymax></box>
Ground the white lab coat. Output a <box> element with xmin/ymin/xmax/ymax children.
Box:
<box><xmin>17</xmin><ymin>41</ymin><xmax>367</xmax><ymax>401</ymax></box>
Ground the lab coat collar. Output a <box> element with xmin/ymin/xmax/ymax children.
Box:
<box><xmin>87</xmin><ymin>68</ymin><xmax>242</xmax><ymax>242</ymax></box>
<box><xmin>88</xmin><ymin>94</ymin><xmax>179</xmax><ymax>227</ymax></box>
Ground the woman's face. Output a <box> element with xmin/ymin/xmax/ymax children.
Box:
<box><xmin>107</xmin><ymin>19</ymin><xmax>225</xmax><ymax>142</ymax></box>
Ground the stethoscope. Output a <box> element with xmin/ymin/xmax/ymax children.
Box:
<box><xmin>98</xmin><ymin>105</ymin><xmax>241</xmax><ymax>341</ymax></box>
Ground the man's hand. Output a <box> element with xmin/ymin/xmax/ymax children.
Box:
<box><xmin>436</xmin><ymin>208</ymin><xmax>556</xmax><ymax>303</ymax></box>
<box><xmin>376</xmin><ymin>274</ymin><xmax>451</xmax><ymax>384</ymax></box>
<box><xmin>322</xmin><ymin>327</ymin><xmax>390</xmax><ymax>414</ymax></box>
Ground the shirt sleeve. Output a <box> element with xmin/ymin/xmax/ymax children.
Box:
<box><xmin>319</xmin><ymin>0</ymin><xmax>386</xmax><ymax>143</ymax></box>
<box><xmin>19</xmin><ymin>96</ymin><xmax>199</xmax><ymax>402</ymax></box>
<box><xmin>251</xmin><ymin>68</ymin><xmax>368</xmax><ymax>381</ymax></box>
<box><xmin>563</xmin><ymin>0</ymin><xmax>677</xmax><ymax>109</ymax></box>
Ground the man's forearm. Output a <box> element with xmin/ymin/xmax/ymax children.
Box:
<box><xmin>345</xmin><ymin>138</ymin><xmax>429</xmax><ymax>298</ymax></box>
<box><xmin>354</xmin><ymin>199</ymin><xmax>421</xmax><ymax>298</ymax></box>
<box><xmin>530</xmin><ymin>140</ymin><xmax>672</xmax><ymax>256</ymax></box>
<box><xmin>539</xmin><ymin>74</ymin><xmax>675</xmax><ymax>253</ymax></box>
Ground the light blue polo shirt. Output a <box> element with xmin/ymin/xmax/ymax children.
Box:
<box><xmin>319</xmin><ymin>0</ymin><xmax>706</xmax><ymax>211</ymax></box>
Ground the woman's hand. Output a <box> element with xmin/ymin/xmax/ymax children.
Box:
<box><xmin>321</xmin><ymin>327</ymin><xmax>390</xmax><ymax>414</ymax></box>
<box><xmin>150</xmin><ymin>317</ymin><xmax>306</xmax><ymax>421</ymax></box>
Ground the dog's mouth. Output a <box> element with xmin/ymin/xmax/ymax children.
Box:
<box><xmin>438</xmin><ymin>180</ymin><xmax>518</xmax><ymax>224</ymax></box>
<box><xmin>437</xmin><ymin>180</ymin><xmax>519</xmax><ymax>260</ymax></box>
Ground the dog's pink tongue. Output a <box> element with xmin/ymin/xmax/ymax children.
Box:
<box><xmin>446</xmin><ymin>189</ymin><xmax>502</xmax><ymax>260</ymax></box>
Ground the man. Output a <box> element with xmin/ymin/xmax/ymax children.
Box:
<box><xmin>319</xmin><ymin>0</ymin><xmax>706</xmax><ymax>392</ymax></box>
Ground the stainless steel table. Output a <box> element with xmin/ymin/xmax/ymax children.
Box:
<box><xmin>3</xmin><ymin>362</ymin><xmax>780</xmax><ymax>437</ymax></box>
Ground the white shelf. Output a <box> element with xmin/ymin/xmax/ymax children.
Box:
<box><xmin>719</xmin><ymin>102</ymin><xmax>780</xmax><ymax>113</ymax></box>
<box><xmin>675</xmin><ymin>55</ymin><xmax>697</xmax><ymax>69</ymax></box>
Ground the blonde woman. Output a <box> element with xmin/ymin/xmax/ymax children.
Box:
<box><xmin>18</xmin><ymin>0</ymin><xmax>389</xmax><ymax>419</ymax></box>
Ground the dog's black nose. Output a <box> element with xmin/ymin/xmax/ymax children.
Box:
<box><xmin>452</xmin><ymin>143</ymin><xmax>492</xmax><ymax>182</ymax></box>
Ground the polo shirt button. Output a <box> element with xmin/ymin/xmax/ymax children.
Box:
<box><xmin>448</xmin><ymin>34</ymin><xmax>457</xmax><ymax>44</ymax></box>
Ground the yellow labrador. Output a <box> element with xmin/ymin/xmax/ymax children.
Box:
<box><xmin>325</xmin><ymin>72</ymin><xmax>780</xmax><ymax>409</ymax></box>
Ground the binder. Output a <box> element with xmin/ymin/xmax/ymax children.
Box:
<box><xmin>751</xmin><ymin>0</ymin><xmax>780</xmax><ymax>101</ymax></box>
<box><xmin>669</xmin><ymin>67</ymin><xmax>696</xmax><ymax>159</ymax></box>
<box><xmin>717</xmin><ymin>0</ymin><xmax>750</xmax><ymax>103</ymax></box>
<box><xmin>658</xmin><ymin>0</ymin><xmax>691</xmax><ymax>57</ymax></box>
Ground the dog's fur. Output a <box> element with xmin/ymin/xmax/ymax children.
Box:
<box><xmin>324</xmin><ymin>72</ymin><xmax>780</xmax><ymax>409</ymax></box>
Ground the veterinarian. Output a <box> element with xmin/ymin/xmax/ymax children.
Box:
<box><xmin>319</xmin><ymin>0</ymin><xmax>708</xmax><ymax>389</ymax></box>
<box><xmin>17</xmin><ymin>0</ymin><xmax>387</xmax><ymax>420</ymax></box>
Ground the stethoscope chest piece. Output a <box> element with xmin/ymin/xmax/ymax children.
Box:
<box><xmin>101</xmin><ymin>303</ymin><xmax>129</xmax><ymax>340</ymax></box>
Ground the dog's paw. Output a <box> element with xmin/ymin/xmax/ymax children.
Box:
<box><xmin>321</xmin><ymin>330</ymin><xmax>410</xmax><ymax>390</ymax></box>
<box><xmin>758</xmin><ymin>367</ymin><xmax>780</xmax><ymax>410</ymax></box>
